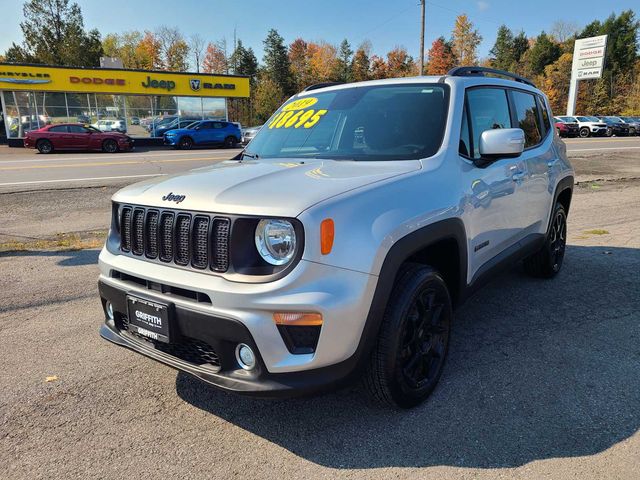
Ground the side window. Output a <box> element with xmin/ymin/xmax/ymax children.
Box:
<box><xmin>49</xmin><ymin>126</ymin><xmax>68</xmax><ymax>133</ymax></box>
<box><xmin>199</xmin><ymin>122</ymin><xmax>213</xmax><ymax>129</ymax></box>
<box><xmin>538</xmin><ymin>95</ymin><xmax>551</xmax><ymax>133</ymax></box>
<box><xmin>68</xmin><ymin>125</ymin><xmax>88</xmax><ymax>133</ymax></box>
<box><xmin>512</xmin><ymin>91</ymin><xmax>542</xmax><ymax>147</ymax></box>
<box><xmin>466</xmin><ymin>88</ymin><xmax>511</xmax><ymax>159</ymax></box>
<box><xmin>459</xmin><ymin>105</ymin><xmax>471</xmax><ymax>157</ymax></box>
<box><xmin>213</xmin><ymin>122</ymin><xmax>224</xmax><ymax>129</ymax></box>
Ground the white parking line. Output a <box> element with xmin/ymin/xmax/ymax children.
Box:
<box><xmin>568</xmin><ymin>146</ymin><xmax>640</xmax><ymax>152</ymax></box>
<box><xmin>0</xmin><ymin>173</ymin><xmax>166</xmax><ymax>187</ymax></box>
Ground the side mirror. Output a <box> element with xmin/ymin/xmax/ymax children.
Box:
<box><xmin>478</xmin><ymin>128</ymin><xmax>525</xmax><ymax>161</ymax></box>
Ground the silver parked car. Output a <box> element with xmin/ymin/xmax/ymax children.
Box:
<box><xmin>241</xmin><ymin>125</ymin><xmax>263</xmax><ymax>145</ymax></box>
<box><xmin>98</xmin><ymin>67</ymin><xmax>573</xmax><ymax>408</ymax></box>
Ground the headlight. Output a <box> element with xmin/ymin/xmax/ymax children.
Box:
<box><xmin>255</xmin><ymin>219</ymin><xmax>297</xmax><ymax>266</ymax></box>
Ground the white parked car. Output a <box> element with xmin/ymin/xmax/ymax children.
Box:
<box><xmin>557</xmin><ymin>116</ymin><xmax>607</xmax><ymax>138</ymax></box>
<box><xmin>98</xmin><ymin>67</ymin><xmax>574</xmax><ymax>408</ymax></box>
<box><xmin>92</xmin><ymin>119</ymin><xmax>127</xmax><ymax>133</ymax></box>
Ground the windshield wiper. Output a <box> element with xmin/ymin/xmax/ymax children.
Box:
<box><xmin>241</xmin><ymin>151</ymin><xmax>259</xmax><ymax>160</ymax></box>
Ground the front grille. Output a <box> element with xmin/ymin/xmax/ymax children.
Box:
<box><xmin>119</xmin><ymin>205</ymin><xmax>230</xmax><ymax>273</ymax></box>
<box><xmin>118</xmin><ymin>314</ymin><xmax>220</xmax><ymax>368</ymax></box>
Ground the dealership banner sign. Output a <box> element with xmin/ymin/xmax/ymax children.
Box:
<box><xmin>0</xmin><ymin>64</ymin><xmax>250</xmax><ymax>98</ymax></box>
<box><xmin>571</xmin><ymin>35</ymin><xmax>607</xmax><ymax>80</ymax></box>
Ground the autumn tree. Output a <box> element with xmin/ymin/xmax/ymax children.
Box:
<box><xmin>202</xmin><ymin>42</ymin><xmax>228</xmax><ymax>74</ymax></box>
<box><xmin>137</xmin><ymin>31</ymin><xmax>162</xmax><ymax>70</ymax></box>
<box><xmin>539</xmin><ymin>53</ymin><xmax>573</xmax><ymax>114</ymax></box>
<box><xmin>351</xmin><ymin>43</ymin><xmax>371</xmax><ymax>82</ymax></box>
<box><xmin>386</xmin><ymin>47</ymin><xmax>416</xmax><ymax>77</ymax></box>
<box><xmin>288</xmin><ymin>38</ymin><xmax>311</xmax><ymax>90</ymax></box>
<box><xmin>156</xmin><ymin>26</ymin><xmax>189</xmax><ymax>71</ymax></box>
<box><xmin>102</xmin><ymin>31</ymin><xmax>152</xmax><ymax>69</ymax></box>
<box><xmin>263</xmin><ymin>29</ymin><xmax>294</xmax><ymax>96</ymax></box>
<box><xmin>307</xmin><ymin>42</ymin><xmax>339</xmax><ymax>83</ymax></box>
<box><xmin>426</xmin><ymin>37</ymin><xmax>456</xmax><ymax>74</ymax></box>
<box><xmin>6</xmin><ymin>0</ymin><xmax>103</xmax><ymax>66</ymax></box>
<box><xmin>550</xmin><ymin>20</ymin><xmax>579</xmax><ymax>43</ymax></box>
<box><xmin>451</xmin><ymin>14</ymin><xmax>482</xmax><ymax>66</ymax></box>
<box><xmin>369</xmin><ymin>55</ymin><xmax>388</xmax><ymax>79</ymax></box>
<box><xmin>253</xmin><ymin>73</ymin><xmax>285</xmax><ymax>123</ymax></box>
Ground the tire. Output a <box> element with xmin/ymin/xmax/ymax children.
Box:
<box><xmin>606</xmin><ymin>128</ymin><xmax>613</xmax><ymax>137</ymax></box>
<box><xmin>579</xmin><ymin>127</ymin><xmax>590</xmax><ymax>138</ymax></box>
<box><xmin>630</xmin><ymin>127</ymin><xmax>637</xmax><ymax>136</ymax></box>
<box><xmin>36</xmin><ymin>139</ymin><xmax>53</xmax><ymax>154</ymax></box>
<box><xmin>224</xmin><ymin>136</ymin><xmax>238</xmax><ymax>148</ymax></box>
<box><xmin>524</xmin><ymin>203</ymin><xmax>567</xmax><ymax>278</ymax></box>
<box><xmin>179</xmin><ymin>136</ymin><xmax>193</xmax><ymax>150</ymax></box>
<box><xmin>364</xmin><ymin>264</ymin><xmax>452</xmax><ymax>408</ymax></box>
<box><xmin>102</xmin><ymin>139</ymin><xmax>118</xmax><ymax>153</ymax></box>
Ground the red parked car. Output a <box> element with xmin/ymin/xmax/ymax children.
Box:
<box><xmin>553</xmin><ymin>117</ymin><xmax>579</xmax><ymax>138</ymax></box>
<box><xmin>23</xmin><ymin>123</ymin><xmax>134</xmax><ymax>154</ymax></box>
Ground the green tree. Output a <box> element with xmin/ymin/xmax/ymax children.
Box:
<box><xmin>490</xmin><ymin>25</ymin><xmax>515</xmax><ymax>70</ymax></box>
<box><xmin>525</xmin><ymin>32</ymin><xmax>561</xmax><ymax>76</ymax></box>
<box><xmin>451</xmin><ymin>14</ymin><xmax>482</xmax><ymax>66</ymax></box>
<box><xmin>336</xmin><ymin>39</ymin><xmax>353</xmax><ymax>82</ymax></box>
<box><xmin>254</xmin><ymin>73</ymin><xmax>285</xmax><ymax>123</ymax></box>
<box><xmin>262</xmin><ymin>29</ymin><xmax>294</xmax><ymax>96</ymax></box>
<box><xmin>6</xmin><ymin>0</ymin><xmax>103</xmax><ymax>66</ymax></box>
<box><xmin>231</xmin><ymin>41</ymin><xmax>258</xmax><ymax>81</ymax></box>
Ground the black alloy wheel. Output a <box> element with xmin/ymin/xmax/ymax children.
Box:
<box><xmin>37</xmin><ymin>139</ymin><xmax>53</xmax><ymax>154</ymax></box>
<box><xmin>224</xmin><ymin>136</ymin><xmax>238</xmax><ymax>148</ymax></box>
<box><xmin>606</xmin><ymin>127</ymin><xmax>613</xmax><ymax>137</ymax></box>
<box><xmin>524</xmin><ymin>203</ymin><xmax>567</xmax><ymax>278</ymax></box>
<box><xmin>102</xmin><ymin>139</ymin><xmax>118</xmax><ymax>153</ymax></box>
<box><xmin>179</xmin><ymin>136</ymin><xmax>194</xmax><ymax>150</ymax></box>
<box><xmin>365</xmin><ymin>264</ymin><xmax>452</xmax><ymax>408</ymax></box>
<box><xmin>579</xmin><ymin>127</ymin><xmax>590</xmax><ymax>138</ymax></box>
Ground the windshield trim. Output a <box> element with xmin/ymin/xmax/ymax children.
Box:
<box><xmin>245</xmin><ymin>82</ymin><xmax>451</xmax><ymax>162</ymax></box>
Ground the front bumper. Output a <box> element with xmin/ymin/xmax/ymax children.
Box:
<box><xmin>98</xmin><ymin>248</ymin><xmax>377</xmax><ymax>396</ymax></box>
<box><xmin>163</xmin><ymin>136</ymin><xmax>178</xmax><ymax>145</ymax></box>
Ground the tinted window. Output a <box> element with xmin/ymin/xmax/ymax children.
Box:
<box><xmin>466</xmin><ymin>88</ymin><xmax>511</xmax><ymax>159</ymax></box>
<box><xmin>576</xmin><ymin>116</ymin><xmax>591</xmax><ymax>122</ymax></box>
<box><xmin>538</xmin><ymin>95</ymin><xmax>551</xmax><ymax>133</ymax></box>
<box><xmin>49</xmin><ymin>126</ymin><xmax>68</xmax><ymax>133</ymax></box>
<box><xmin>68</xmin><ymin>125</ymin><xmax>89</xmax><ymax>133</ymax></box>
<box><xmin>246</xmin><ymin>84</ymin><xmax>449</xmax><ymax>161</ymax></box>
<box><xmin>213</xmin><ymin>122</ymin><xmax>224</xmax><ymax>129</ymax></box>
<box><xmin>512</xmin><ymin>91</ymin><xmax>542</xmax><ymax>147</ymax></box>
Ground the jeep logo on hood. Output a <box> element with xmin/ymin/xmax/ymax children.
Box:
<box><xmin>162</xmin><ymin>192</ymin><xmax>186</xmax><ymax>204</ymax></box>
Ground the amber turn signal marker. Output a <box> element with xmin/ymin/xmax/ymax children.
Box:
<box><xmin>320</xmin><ymin>218</ymin><xmax>335</xmax><ymax>255</ymax></box>
<box><xmin>273</xmin><ymin>312</ymin><xmax>323</xmax><ymax>326</ymax></box>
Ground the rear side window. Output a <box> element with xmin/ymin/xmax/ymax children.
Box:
<box><xmin>538</xmin><ymin>95</ymin><xmax>551</xmax><ymax>133</ymax></box>
<box><xmin>68</xmin><ymin>125</ymin><xmax>88</xmax><ymax>133</ymax></box>
<box><xmin>465</xmin><ymin>88</ymin><xmax>511</xmax><ymax>159</ymax></box>
<box><xmin>49</xmin><ymin>126</ymin><xmax>68</xmax><ymax>133</ymax></box>
<box><xmin>511</xmin><ymin>90</ymin><xmax>542</xmax><ymax>148</ymax></box>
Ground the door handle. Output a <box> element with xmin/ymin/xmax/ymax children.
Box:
<box><xmin>512</xmin><ymin>172</ymin><xmax>525</xmax><ymax>183</ymax></box>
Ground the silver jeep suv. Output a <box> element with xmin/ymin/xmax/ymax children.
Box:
<box><xmin>98</xmin><ymin>67</ymin><xmax>574</xmax><ymax>408</ymax></box>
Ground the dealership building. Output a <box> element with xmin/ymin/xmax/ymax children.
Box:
<box><xmin>0</xmin><ymin>63</ymin><xmax>250</xmax><ymax>144</ymax></box>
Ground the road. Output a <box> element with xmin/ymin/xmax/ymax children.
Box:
<box><xmin>0</xmin><ymin>136</ymin><xmax>639</xmax><ymax>192</ymax></box>
<box><xmin>1</xmin><ymin>178</ymin><xmax>638</xmax><ymax>479</ymax></box>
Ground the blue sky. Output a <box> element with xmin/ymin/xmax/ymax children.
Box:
<box><xmin>0</xmin><ymin>0</ymin><xmax>637</xmax><ymax>65</ymax></box>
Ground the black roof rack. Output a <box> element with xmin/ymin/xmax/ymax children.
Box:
<box><xmin>446</xmin><ymin>66</ymin><xmax>536</xmax><ymax>87</ymax></box>
<box><xmin>303</xmin><ymin>82</ymin><xmax>343</xmax><ymax>92</ymax></box>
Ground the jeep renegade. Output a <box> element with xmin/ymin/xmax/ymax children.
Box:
<box><xmin>98</xmin><ymin>67</ymin><xmax>574</xmax><ymax>408</ymax></box>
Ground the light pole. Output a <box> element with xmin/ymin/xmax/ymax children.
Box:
<box><xmin>419</xmin><ymin>0</ymin><xmax>425</xmax><ymax>75</ymax></box>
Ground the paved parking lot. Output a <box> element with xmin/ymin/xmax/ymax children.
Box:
<box><xmin>0</xmin><ymin>138</ymin><xmax>639</xmax><ymax>479</ymax></box>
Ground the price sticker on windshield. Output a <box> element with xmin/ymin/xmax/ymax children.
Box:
<box><xmin>268</xmin><ymin>97</ymin><xmax>327</xmax><ymax>130</ymax></box>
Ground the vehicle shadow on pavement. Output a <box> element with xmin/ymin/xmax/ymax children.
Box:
<box><xmin>176</xmin><ymin>243</ymin><xmax>640</xmax><ymax>469</ymax></box>
<box><xmin>0</xmin><ymin>249</ymin><xmax>99</xmax><ymax>267</ymax></box>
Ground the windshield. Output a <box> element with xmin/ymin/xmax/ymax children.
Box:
<box><xmin>558</xmin><ymin>116</ymin><xmax>576</xmax><ymax>123</ymax></box>
<box><xmin>245</xmin><ymin>83</ymin><xmax>449</xmax><ymax>161</ymax></box>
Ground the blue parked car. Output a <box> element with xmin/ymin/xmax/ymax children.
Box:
<box><xmin>163</xmin><ymin>120</ymin><xmax>241</xmax><ymax>149</ymax></box>
<box><xmin>155</xmin><ymin>118</ymin><xmax>200</xmax><ymax>138</ymax></box>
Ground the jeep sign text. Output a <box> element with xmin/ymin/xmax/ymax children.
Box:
<box><xmin>141</xmin><ymin>76</ymin><xmax>176</xmax><ymax>91</ymax></box>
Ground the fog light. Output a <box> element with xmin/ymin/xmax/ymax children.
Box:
<box><xmin>236</xmin><ymin>343</ymin><xmax>256</xmax><ymax>370</ymax></box>
<box><xmin>105</xmin><ymin>301</ymin><xmax>114</xmax><ymax>321</ymax></box>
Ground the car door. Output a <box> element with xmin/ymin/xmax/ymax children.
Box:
<box><xmin>460</xmin><ymin>86</ymin><xmax>531</xmax><ymax>277</ymax></box>
<box><xmin>67</xmin><ymin>125</ymin><xmax>91</xmax><ymax>149</ymax></box>
<box><xmin>48</xmin><ymin>125</ymin><xmax>74</xmax><ymax>149</ymax></box>
<box><xmin>210</xmin><ymin>122</ymin><xmax>226</xmax><ymax>144</ymax></box>
<box><xmin>509</xmin><ymin>89</ymin><xmax>555</xmax><ymax>235</ymax></box>
<box><xmin>192</xmin><ymin>121</ymin><xmax>213</xmax><ymax>144</ymax></box>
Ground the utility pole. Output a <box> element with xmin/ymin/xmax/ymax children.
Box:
<box><xmin>419</xmin><ymin>0</ymin><xmax>425</xmax><ymax>75</ymax></box>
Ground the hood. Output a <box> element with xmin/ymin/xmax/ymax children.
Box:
<box><xmin>112</xmin><ymin>159</ymin><xmax>421</xmax><ymax>217</ymax></box>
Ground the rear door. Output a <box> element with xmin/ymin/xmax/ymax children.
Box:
<box><xmin>192</xmin><ymin>121</ymin><xmax>213</xmax><ymax>144</ymax></box>
<box><xmin>48</xmin><ymin>125</ymin><xmax>73</xmax><ymax>149</ymax></box>
<box><xmin>460</xmin><ymin>87</ymin><xmax>531</xmax><ymax>275</ymax></box>
<box><xmin>211</xmin><ymin>122</ymin><xmax>225</xmax><ymax>143</ymax></box>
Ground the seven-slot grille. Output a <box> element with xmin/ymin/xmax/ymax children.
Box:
<box><xmin>119</xmin><ymin>205</ymin><xmax>230</xmax><ymax>272</ymax></box>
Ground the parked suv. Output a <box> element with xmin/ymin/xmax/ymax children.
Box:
<box><xmin>557</xmin><ymin>115</ymin><xmax>607</xmax><ymax>138</ymax></box>
<box><xmin>163</xmin><ymin>120</ymin><xmax>241</xmax><ymax>149</ymax></box>
<box><xmin>98</xmin><ymin>67</ymin><xmax>573</xmax><ymax>408</ymax></box>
